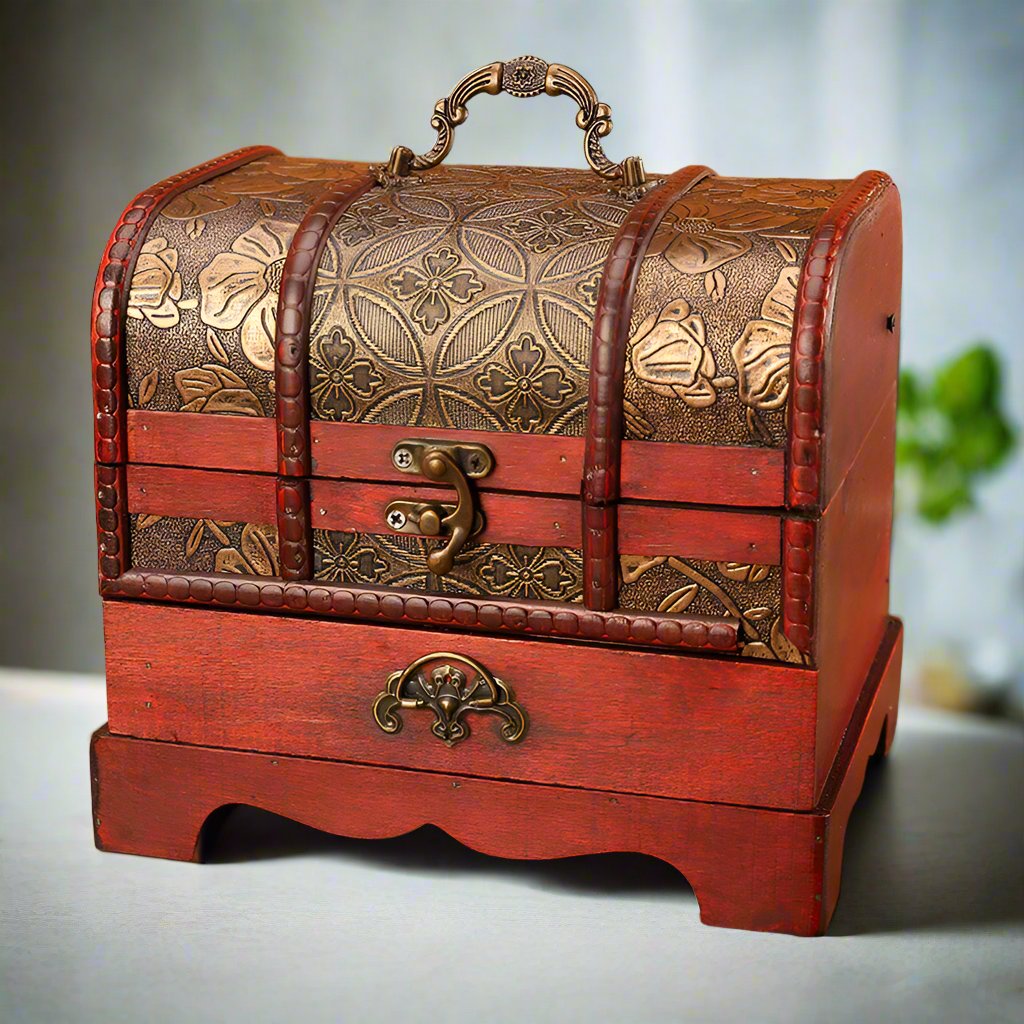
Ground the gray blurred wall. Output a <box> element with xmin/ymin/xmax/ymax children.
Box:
<box><xmin>1</xmin><ymin>0</ymin><xmax>1021</xmax><ymax>674</ymax></box>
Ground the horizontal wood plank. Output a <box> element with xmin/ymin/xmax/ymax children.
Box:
<box><xmin>128</xmin><ymin>410</ymin><xmax>276</xmax><ymax>473</ymax></box>
<box><xmin>313</xmin><ymin>479</ymin><xmax>780</xmax><ymax>563</ymax></box>
<box><xmin>126</xmin><ymin>411</ymin><xmax>785</xmax><ymax>507</ymax></box>
<box><xmin>126</xmin><ymin>465</ymin><xmax>277</xmax><ymax>523</ymax></box>
<box><xmin>125</xmin><ymin>468</ymin><xmax>781</xmax><ymax>565</ymax></box>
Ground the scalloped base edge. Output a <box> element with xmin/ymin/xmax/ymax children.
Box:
<box><xmin>91</xmin><ymin>619</ymin><xmax>901</xmax><ymax>935</ymax></box>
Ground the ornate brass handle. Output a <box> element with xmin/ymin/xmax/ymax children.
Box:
<box><xmin>378</xmin><ymin>55</ymin><xmax>648</xmax><ymax>196</ymax></box>
<box><xmin>372</xmin><ymin>652</ymin><xmax>528</xmax><ymax>747</ymax></box>
<box><xmin>385</xmin><ymin>439</ymin><xmax>494</xmax><ymax>576</ymax></box>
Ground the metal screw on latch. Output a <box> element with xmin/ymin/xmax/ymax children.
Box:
<box><xmin>386</xmin><ymin>508</ymin><xmax>407</xmax><ymax>530</ymax></box>
<box><xmin>393</xmin><ymin>447</ymin><xmax>414</xmax><ymax>470</ymax></box>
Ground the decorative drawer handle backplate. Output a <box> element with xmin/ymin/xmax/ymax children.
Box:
<box><xmin>372</xmin><ymin>652</ymin><xmax>528</xmax><ymax>747</ymax></box>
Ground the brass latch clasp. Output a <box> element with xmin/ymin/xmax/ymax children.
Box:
<box><xmin>385</xmin><ymin>439</ymin><xmax>494</xmax><ymax>576</ymax></box>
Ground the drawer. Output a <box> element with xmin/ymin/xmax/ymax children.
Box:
<box><xmin>104</xmin><ymin>601</ymin><xmax>820</xmax><ymax>809</ymax></box>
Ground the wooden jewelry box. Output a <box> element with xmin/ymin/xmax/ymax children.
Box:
<box><xmin>90</xmin><ymin>57</ymin><xmax>903</xmax><ymax>935</ymax></box>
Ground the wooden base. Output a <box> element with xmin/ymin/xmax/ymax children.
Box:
<box><xmin>91</xmin><ymin>619</ymin><xmax>901</xmax><ymax>936</ymax></box>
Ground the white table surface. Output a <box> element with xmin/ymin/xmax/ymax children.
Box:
<box><xmin>1</xmin><ymin>668</ymin><xmax>1021</xmax><ymax>1024</ymax></box>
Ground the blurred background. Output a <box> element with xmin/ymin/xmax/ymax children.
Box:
<box><xmin>1</xmin><ymin>0</ymin><xmax>1021</xmax><ymax>714</ymax></box>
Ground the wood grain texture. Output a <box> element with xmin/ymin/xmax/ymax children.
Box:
<box><xmin>91</xmin><ymin>617</ymin><xmax>902</xmax><ymax>936</ymax></box>
<box><xmin>819</xmin><ymin>182</ymin><xmax>902</xmax><ymax>509</ymax></box>
<box><xmin>103</xmin><ymin>600</ymin><xmax>811</xmax><ymax>807</ymax></box>
<box><xmin>812</xmin><ymin>387</ymin><xmax>897</xmax><ymax>794</ymax></box>
<box><xmin>311</xmin><ymin>413</ymin><xmax>786</xmax><ymax>509</ymax></box>
<box><xmin>126</xmin><ymin>465</ymin><xmax>277</xmax><ymax>523</ymax></box>
<box><xmin>127</xmin><ymin>411</ymin><xmax>276</xmax><ymax>474</ymax></box>
<box><xmin>312</xmin><ymin>478</ymin><xmax>781</xmax><ymax>563</ymax></box>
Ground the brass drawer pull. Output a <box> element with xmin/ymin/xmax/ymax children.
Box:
<box><xmin>372</xmin><ymin>652</ymin><xmax>527</xmax><ymax>747</ymax></box>
<box><xmin>386</xmin><ymin>439</ymin><xmax>493</xmax><ymax>576</ymax></box>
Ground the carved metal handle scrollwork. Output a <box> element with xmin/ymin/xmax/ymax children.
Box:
<box><xmin>377</xmin><ymin>56</ymin><xmax>648</xmax><ymax>197</ymax></box>
<box><xmin>372</xmin><ymin>652</ymin><xmax>528</xmax><ymax>747</ymax></box>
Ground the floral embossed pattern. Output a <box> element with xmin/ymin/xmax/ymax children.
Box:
<box><xmin>309</xmin><ymin>329</ymin><xmax>383</xmax><ymax>420</ymax></box>
<box><xmin>125</xmin><ymin>155</ymin><xmax>369</xmax><ymax>417</ymax></box>
<box><xmin>130</xmin><ymin>514</ymin><xmax>279</xmax><ymax>576</ymax></box>
<box><xmin>618</xmin><ymin>553</ymin><xmax>801</xmax><ymax>662</ymax></box>
<box><xmin>313</xmin><ymin>530</ymin><xmax>585</xmax><ymax>602</ymax></box>
<box><xmin>476</xmin><ymin>334</ymin><xmax>574</xmax><ymax>430</ymax></box>
<box><xmin>624</xmin><ymin>176</ymin><xmax>848</xmax><ymax>446</ymax></box>
<box><xmin>310</xmin><ymin>164</ymin><xmax>630</xmax><ymax>435</ymax></box>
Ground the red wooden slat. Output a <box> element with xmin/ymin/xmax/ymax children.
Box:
<box><xmin>126</xmin><ymin>465</ymin><xmax>277</xmax><ymax>523</ymax></box>
<box><xmin>127</xmin><ymin>411</ymin><xmax>785</xmax><ymax>507</ymax></box>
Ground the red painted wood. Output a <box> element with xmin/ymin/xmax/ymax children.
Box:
<box><xmin>819</xmin><ymin>183</ymin><xmax>902</xmax><ymax>509</ymax></box>
<box><xmin>127</xmin><ymin>411</ymin><xmax>276</xmax><ymax>474</ymax></box>
<box><xmin>312</xmin><ymin>478</ymin><xmax>781</xmax><ymax>563</ymax></box>
<box><xmin>126</xmin><ymin>466</ymin><xmax>277</xmax><ymax>523</ymax></box>
<box><xmin>312</xmin><ymin>478</ymin><xmax>580</xmax><ymax>549</ymax></box>
<box><xmin>812</xmin><ymin>387</ymin><xmax>898</xmax><ymax>794</ymax></box>
<box><xmin>103</xmin><ymin>600</ymin><xmax>818</xmax><ymax>808</ymax></box>
<box><xmin>309</xmin><ymin>419</ymin><xmax>784</xmax><ymax>506</ymax></box>
<box><xmin>620</xmin><ymin>439</ymin><xmax>784</xmax><ymax>506</ymax></box>
<box><xmin>617</xmin><ymin>503</ymin><xmax>779</xmax><ymax>563</ymax></box>
<box><xmin>818</xmin><ymin>618</ymin><xmax>902</xmax><ymax>920</ymax></box>
<box><xmin>787</xmin><ymin>172</ymin><xmax>898</xmax><ymax>509</ymax></box>
<box><xmin>91</xmin><ymin>617</ymin><xmax>902</xmax><ymax>935</ymax></box>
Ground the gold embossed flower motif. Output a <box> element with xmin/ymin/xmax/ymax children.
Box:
<box><xmin>629</xmin><ymin>299</ymin><xmax>736</xmax><ymax>408</ymax></box>
<box><xmin>309</xmin><ymin>329</ymin><xmax>383</xmax><ymax>420</ymax></box>
<box><xmin>316</xmin><ymin>532</ymin><xmax>388</xmax><ymax>584</ymax></box>
<box><xmin>388</xmin><ymin>247</ymin><xmax>484</xmax><ymax>333</ymax></box>
<box><xmin>127</xmin><ymin>238</ymin><xmax>196</xmax><ymax>328</ymax></box>
<box><xmin>163</xmin><ymin>157</ymin><xmax>350</xmax><ymax>219</ymax></box>
<box><xmin>480</xmin><ymin>548</ymin><xmax>576</xmax><ymax>601</ymax></box>
<box><xmin>477</xmin><ymin>334</ymin><xmax>574</xmax><ymax>431</ymax></box>
<box><xmin>577</xmin><ymin>271</ymin><xmax>602</xmax><ymax>307</ymax></box>
<box><xmin>336</xmin><ymin>200</ymin><xmax>405</xmax><ymax>246</ymax></box>
<box><xmin>198</xmin><ymin>220</ymin><xmax>293</xmax><ymax>372</ymax></box>
<box><xmin>647</xmin><ymin>207</ymin><xmax>753</xmax><ymax>275</ymax></box>
<box><xmin>214</xmin><ymin>523</ymin><xmax>280</xmax><ymax>577</ymax></box>
<box><xmin>731</xmin><ymin>266</ymin><xmax>798</xmax><ymax>438</ymax></box>
<box><xmin>507</xmin><ymin>207</ymin><xmax>594</xmax><ymax>253</ymax></box>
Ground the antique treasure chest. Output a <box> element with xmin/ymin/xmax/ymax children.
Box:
<box><xmin>90</xmin><ymin>57</ymin><xmax>903</xmax><ymax>935</ymax></box>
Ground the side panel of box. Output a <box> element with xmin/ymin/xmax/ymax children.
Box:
<box><xmin>813</xmin><ymin>386</ymin><xmax>897</xmax><ymax>794</ymax></box>
<box><xmin>820</xmin><ymin>183</ymin><xmax>902</xmax><ymax>511</ymax></box>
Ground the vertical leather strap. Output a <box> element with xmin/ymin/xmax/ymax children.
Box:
<box><xmin>581</xmin><ymin>165</ymin><xmax>714</xmax><ymax>610</ymax></box>
<box><xmin>91</xmin><ymin>145</ymin><xmax>280</xmax><ymax>589</ymax></box>
<box><xmin>274</xmin><ymin>171</ymin><xmax>379</xmax><ymax>579</ymax></box>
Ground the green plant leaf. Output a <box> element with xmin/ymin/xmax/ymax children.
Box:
<box><xmin>896</xmin><ymin>342</ymin><xmax>1016</xmax><ymax>523</ymax></box>
<box><xmin>933</xmin><ymin>344</ymin><xmax>999</xmax><ymax>418</ymax></box>
<box><xmin>897</xmin><ymin>369</ymin><xmax>923</xmax><ymax>418</ymax></box>
<box><xmin>949</xmin><ymin>411</ymin><xmax>1015</xmax><ymax>472</ymax></box>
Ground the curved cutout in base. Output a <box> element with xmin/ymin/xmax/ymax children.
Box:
<box><xmin>91</xmin><ymin>620</ymin><xmax>902</xmax><ymax>935</ymax></box>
